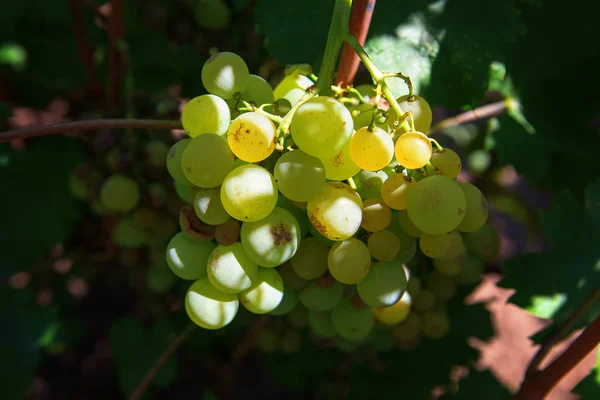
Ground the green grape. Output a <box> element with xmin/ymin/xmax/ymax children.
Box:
<box><xmin>354</xmin><ymin>169</ymin><xmax>389</xmax><ymax>199</ymax></box>
<box><xmin>290</xmin><ymin>96</ymin><xmax>354</xmax><ymax>158</ymax></box>
<box><xmin>174</xmin><ymin>181</ymin><xmax>198</xmax><ymax>203</ymax></box>
<box><xmin>146</xmin><ymin>265</ymin><xmax>176</xmax><ymax>294</ymax></box>
<box><xmin>182</xmin><ymin>95</ymin><xmax>231</xmax><ymax>138</ymax></box>
<box><xmin>433</xmin><ymin>252</ymin><xmax>467</xmax><ymax>276</ymax></box>
<box><xmin>166</xmin><ymin>139</ymin><xmax>192</xmax><ymax>184</ymax></box>
<box><xmin>201</xmin><ymin>52</ymin><xmax>249</xmax><ymax>99</ymax></box>
<box><xmin>298</xmin><ymin>280</ymin><xmax>343</xmax><ymax>312</ymax></box>
<box><xmin>207</xmin><ymin>242</ymin><xmax>259</xmax><ymax>293</ymax></box>
<box><xmin>227</xmin><ymin>112</ymin><xmax>277</xmax><ymax>162</ymax></box>
<box><xmin>387</xmin><ymin>95</ymin><xmax>433</xmax><ymax>133</ymax></box>
<box><xmin>361</xmin><ymin>198</ymin><xmax>392</xmax><ymax>232</ymax></box>
<box><xmin>319</xmin><ymin>139</ymin><xmax>361</xmax><ymax>181</ymax></box>
<box><xmin>273</xmin><ymin>72</ymin><xmax>313</xmax><ymax>106</ymax></box>
<box><xmin>181</xmin><ymin>134</ymin><xmax>234</xmax><ymax>188</ymax></box>
<box><xmin>220</xmin><ymin>164</ymin><xmax>278</xmax><ymax>221</ymax></box>
<box><xmin>430</xmin><ymin>148</ymin><xmax>462</xmax><ymax>179</ymax></box>
<box><xmin>381</xmin><ymin>173</ymin><xmax>414</xmax><ymax>210</ymax></box>
<box><xmin>270</xmin><ymin>289</ymin><xmax>298</xmax><ymax>316</ymax></box>
<box><xmin>287</xmin><ymin>304</ymin><xmax>309</xmax><ymax>329</ymax></box>
<box><xmin>406</xmin><ymin>277</ymin><xmax>422</xmax><ymax>296</ymax></box>
<box><xmin>112</xmin><ymin>217</ymin><xmax>149</xmax><ymax>248</ymax></box>
<box><xmin>214</xmin><ymin>218</ymin><xmax>241</xmax><ymax>246</ymax></box>
<box><xmin>274</xmin><ymin>150</ymin><xmax>326</xmax><ymax>202</ymax></box>
<box><xmin>367</xmin><ymin>230</ymin><xmax>401</xmax><ymax>261</ymax></box>
<box><xmin>240</xmin><ymin>207</ymin><xmax>301</xmax><ymax>268</ymax></box>
<box><xmin>132</xmin><ymin>207</ymin><xmax>157</xmax><ymax>230</ymax></box>
<box><xmin>193</xmin><ymin>0</ymin><xmax>231</xmax><ymax>31</ymax></box>
<box><xmin>242</xmin><ymin>74</ymin><xmax>274</xmax><ymax>106</ymax></box>
<box><xmin>257</xmin><ymin>329</ymin><xmax>278</xmax><ymax>353</ymax></box>
<box><xmin>394</xmin><ymin>131</ymin><xmax>432</xmax><ymax>169</ymax></box>
<box><xmin>147</xmin><ymin>182</ymin><xmax>168</xmax><ymax>207</ymax></box>
<box><xmin>307</xmin><ymin>182</ymin><xmax>363</xmax><ymax>241</ymax></box>
<box><xmin>100</xmin><ymin>174</ymin><xmax>140</xmax><ymax>212</ymax></box>
<box><xmin>406</xmin><ymin>175</ymin><xmax>466</xmax><ymax>235</ymax></box>
<box><xmin>425</xmin><ymin>271</ymin><xmax>456</xmax><ymax>302</ymax></box>
<box><xmin>354</xmin><ymin>84</ymin><xmax>377</xmax><ymax>101</ymax></box>
<box><xmin>327</xmin><ymin>238</ymin><xmax>371</xmax><ymax>284</ymax></box>
<box><xmin>185</xmin><ymin>277</ymin><xmax>239</xmax><ymax>329</ymax></box>
<box><xmin>419</xmin><ymin>232</ymin><xmax>451</xmax><ymax>259</ymax></box>
<box><xmin>455</xmin><ymin>256</ymin><xmax>484</xmax><ymax>285</ymax></box>
<box><xmin>398</xmin><ymin>210</ymin><xmax>423</xmax><ymax>238</ymax></box>
<box><xmin>421</xmin><ymin>311</ymin><xmax>450</xmax><ymax>339</ymax></box>
<box><xmin>290</xmin><ymin>236</ymin><xmax>329</xmax><ymax>279</ymax></box>
<box><xmin>239</xmin><ymin>267</ymin><xmax>284</xmax><ymax>314</ymax></box>
<box><xmin>462</xmin><ymin>223</ymin><xmax>499</xmax><ymax>262</ymax></box>
<box><xmin>372</xmin><ymin>292</ymin><xmax>411</xmax><ymax>326</ymax></box>
<box><xmin>145</xmin><ymin>140</ymin><xmax>170</xmax><ymax>168</ymax></box>
<box><xmin>457</xmin><ymin>183</ymin><xmax>489</xmax><ymax>232</ymax></box>
<box><xmin>357</xmin><ymin>261</ymin><xmax>407</xmax><ymax>308</ymax></box>
<box><xmin>412</xmin><ymin>289</ymin><xmax>436</xmax><ymax>312</ymax></box>
<box><xmin>392</xmin><ymin>312</ymin><xmax>422</xmax><ymax>341</ymax></box>
<box><xmin>308</xmin><ymin>311</ymin><xmax>336</xmax><ymax>338</ymax></box>
<box><xmin>193</xmin><ymin>187</ymin><xmax>230</xmax><ymax>225</ymax></box>
<box><xmin>279</xmin><ymin>261</ymin><xmax>309</xmax><ymax>289</ymax></box>
<box><xmin>350</xmin><ymin>127</ymin><xmax>394</xmax><ymax>171</ymax></box>
<box><xmin>349</xmin><ymin>103</ymin><xmax>387</xmax><ymax>130</ymax></box>
<box><xmin>166</xmin><ymin>232</ymin><xmax>216</xmax><ymax>280</ymax></box>
<box><xmin>438</xmin><ymin>230</ymin><xmax>466</xmax><ymax>260</ymax></box>
<box><xmin>280</xmin><ymin>329</ymin><xmax>303</xmax><ymax>353</ymax></box>
<box><xmin>331</xmin><ymin>299</ymin><xmax>374</xmax><ymax>342</ymax></box>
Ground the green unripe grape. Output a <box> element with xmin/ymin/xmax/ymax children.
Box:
<box><xmin>273</xmin><ymin>72</ymin><xmax>313</xmax><ymax>106</ymax></box>
<box><xmin>331</xmin><ymin>299</ymin><xmax>374</xmax><ymax>342</ymax></box>
<box><xmin>354</xmin><ymin>169</ymin><xmax>389</xmax><ymax>199</ymax></box>
<box><xmin>387</xmin><ymin>95</ymin><xmax>433</xmax><ymax>133</ymax></box>
<box><xmin>462</xmin><ymin>223</ymin><xmax>499</xmax><ymax>262</ymax></box>
<box><xmin>455</xmin><ymin>256</ymin><xmax>484</xmax><ymax>285</ymax></box>
<box><xmin>425</xmin><ymin>271</ymin><xmax>456</xmax><ymax>302</ymax></box>
<box><xmin>270</xmin><ymin>289</ymin><xmax>298</xmax><ymax>316</ymax></box>
<box><xmin>201</xmin><ymin>52</ymin><xmax>249</xmax><ymax>99</ymax></box>
<box><xmin>227</xmin><ymin>112</ymin><xmax>277</xmax><ymax>162</ymax></box>
<box><xmin>193</xmin><ymin>0</ymin><xmax>231</xmax><ymax>31</ymax></box>
<box><xmin>166</xmin><ymin>139</ymin><xmax>192</xmax><ymax>184</ymax></box>
<box><xmin>274</xmin><ymin>150</ymin><xmax>326</xmax><ymax>202</ymax></box>
<box><xmin>392</xmin><ymin>312</ymin><xmax>422</xmax><ymax>341</ymax></box>
<box><xmin>319</xmin><ymin>139</ymin><xmax>361</xmax><ymax>181</ymax></box>
<box><xmin>145</xmin><ymin>141</ymin><xmax>170</xmax><ymax>168</ymax></box>
<box><xmin>239</xmin><ymin>267</ymin><xmax>284</xmax><ymax>314</ymax></box>
<box><xmin>185</xmin><ymin>277</ymin><xmax>239</xmax><ymax>329</ymax></box>
<box><xmin>368</xmin><ymin>229</ymin><xmax>401</xmax><ymax>261</ymax></box>
<box><xmin>421</xmin><ymin>311</ymin><xmax>450</xmax><ymax>339</ymax></box>
<box><xmin>181</xmin><ymin>134</ymin><xmax>234</xmax><ymax>188</ymax></box>
<box><xmin>357</xmin><ymin>261</ymin><xmax>408</xmax><ymax>308</ymax></box>
<box><xmin>398</xmin><ymin>210</ymin><xmax>422</xmax><ymax>238</ymax></box>
<box><xmin>146</xmin><ymin>265</ymin><xmax>176</xmax><ymax>294</ymax></box>
<box><xmin>182</xmin><ymin>94</ymin><xmax>231</xmax><ymax>138</ymax></box>
<box><xmin>372</xmin><ymin>292</ymin><xmax>412</xmax><ymax>325</ymax></box>
<box><xmin>240</xmin><ymin>207</ymin><xmax>301</xmax><ymax>268</ymax></box>
<box><xmin>207</xmin><ymin>243</ymin><xmax>259</xmax><ymax>293</ymax></box>
<box><xmin>298</xmin><ymin>280</ymin><xmax>343</xmax><ymax>312</ymax></box>
<box><xmin>166</xmin><ymin>232</ymin><xmax>216</xmax><ymax>280</ymax></box>
<box><xmin>279</xmin><ymin>261</ymin><xmax>309</xmax><ymax>289</ymax></box>
<box><xmin>307</xmin><ymin>182</ymin><xmax>363</xmax><ymax>241</ymax></box>
<box><xmin>406</xmin><ymin>175</ymin><xmax>466</xmax><ymax>235</ymax></box>
<box><xmin>100</xmin><ymin>174</ymin><xmax>140</xmax><ymax>212</ymax></box>
<box><xmin>328</xmin><ymin>238</ymin><xmax>371</xmax><ymax>284</ymax></box>
<box><xmin>241</xmin><ymin>74</ymin><xmax>274</xmax><ymax>106</ymax></box>
<box><xmin>220</xmin><ymin>164</ymin><xmax>278</xmax><ymax>222</ymax></box>
<box><xmin>457</xmin><ymin>183</ymin><xmax>489</xmax><ymax>232</ymax></box>
<box><xmin>193</xmin><ymin>187</ymin><xmax>230</xmax><ymax>225</ymax></box>
<box><xmin>112</xmin><ymin>217</ymin><xmax>149</xmax><ymax>248</ymax></box>
<box><xmin>413</xmin><ymin>289</ymin><xmax>436</xmax><ymax>312</ymax></box>
<box><xmin>430</xmin><ymin>148</ymin><xmax>462</xmax><ymax>179</ymax></box>
<box><xmin>290</xmin><ymin>237</ymin><xmax>329</xmax><ymax>280</ymax></box>
<box><xmin>308</xmin><ymin>311</ymin><xmax>336</xmax><ymax>338</ymax></box>
<box><xmin>419</xmin><ymin>232</ymin><xmax>451</xmax><ymax>259</ymax></box>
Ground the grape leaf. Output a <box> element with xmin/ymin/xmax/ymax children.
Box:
<box><xmin>109</xmin><ymin>317</ymin><xmax>177</xmax><ymax>398</ymax></box>
<box><xmin>573</xmin><ymin>350</ymin><xmax>600</xmax><ymax>399</ymax></box>
<box><xmin>439</xmin><ymin>370</ymin><xmax>511</xmax><ymax>400</ymax></box>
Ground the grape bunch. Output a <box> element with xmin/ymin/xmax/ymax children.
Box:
<box><xmin>159</xmin><ymin>51</ymin><xmax>498</xmax><ymax>349</ymax></box>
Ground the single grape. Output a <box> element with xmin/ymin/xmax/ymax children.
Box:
<box><xmin>290</xmin><ymin>96</ymin><xmax>354</xmax><ymax>158</ymax></box>
<box><xmin>394</xmin><ymin>131</ymin><xmax>432</xmax><ymax>170</ymax></box>
<box><xmin>455</xmin><ymin>256</ymin><xmax>484</xmax><ymax>285</ymax></box>
<box><xmin>227</xmin><ymin>112</ymin><xmax>277</xmax><ymax>162</ymax></box>
<box><xmin>327</xmin><ymin>238</ymin><xmax>371</xmax><ymax>285</ymax></box>
<box><xmin>290</xmin><ymin>237</ymin><xmax>329</xmax><ymax>280</ymax></box>
<box><xmin>419</xmin><ymin>233</ymin><xmax>451</xmax><ymax>259</ymax></box>
<box><xmin>298</xmin><ymin>280</ymin><xmax>343</xmax><ymax>312</ymax></box>
<box><xmin>319</xmin><ymin>138</ymin><xmax>361</xmax><ymax>181</ymax></box>
<box><xmin>425</xmin><ymin>271</ymin><xmax>456</xmax><ymax>302</ymax></box>
<box><xmin>433</xmin><ymin>252</ymin><xmax>467</xmax><ymax>276</ymax></box>
<box><xmin>241</xmin><ymin>74</ymin><xmax>274</xmax><ymax>106</ymax></box>
<box><xmin>398</xmin><ymin>210</ymin><xmax>423</xmax><ymax>238</ymax></box>
<box><xmin>214</xmin><ymin>218</ymin><xmax>241</xmax><ymax>246</ymax></box>
<box><xmin>357</xmin><ymin>261</ymin><xmax>407</xmax><ymax>308</ymax></box>
<box><xmin>307</xmin><ymin>182</ymin><xmax>363</xmax><ymax>241</ymax></box>
<box><xmin>273</xmin><ymin>72</ymin><xmax>313</xmax><ymax>106</ymax></box>
<box><xmin>361</xmin><ymin>198</ymin><xmax>392</xmax><ymax>232</ymax></box>
<box><xmin>331</xmin><ymin>299</ymin><xmax>374</xmax><ymax>342</ymax></box>
<box><xmin>412</xmin><ymin>289</ymin><xmax>436</xmax><ymax>312</ymax></box>
<box><xmin>145</xmin><ymin>140</ymin><xmax>170</xmax><ymax>168</ymax></box>
<box><xmin>387</xmin><ymin>95</ymin><xmax>432</xmax><ymax>133</ymax></box>
<box><xmin>239</xmin><ymin>267</ymin><xmax>284</xmax><ymax>314</ymax></box>
<box><xmin>181</xmin><ymin>134</ymin><xmax>234</xmax><ymax>188</ymax></box>
<box><xmin>406</xmin><ymin>175</ymin><xmax>466</xmax><ymax>235</ymax></box>
<box><xmin>437</xmin><ymin>230</ymin><xmax>466</xmax><ymax>260</ymax></box>
<box><xmin>279</xmin><ymin>261</ymin><xmax>309</xmax><ymax>289</ymax></box>
<box><xmin>368</xmin><ymin>230</ymin><xmax>401</xmax><ymax>261</ymax></box>
<box><xmin>166</xmin><ymin>139</ymin><xmax>192</xmax><ymax>184</ymax></box>
<box><xmin>274</xmin><ymin>150</ymin><xmax>326</xmax><ymax>202</ymax></box>
<box><xmin>308</xmin><ymin>311</ymin><xmax>336</xmax><ymax>338</ymax></box>
<box><xmin>147</xmin><ymin>182</ymin><xmax>168</xmax><ymax>207</ymax></box>
<box><xmin>381</xmin><ymin>173</ymin><xmax>414</xmax><ymax>210</ymax></box>
<box><xmin>391</xmin><ymin>312</ymin><xmax>422</xmax><ymax>341</ymax></box>
<box><xmin>240</xmin><ymin>207</ymin><xmax>301</xmax><ymax>268</ymax></box>
<box><xmin>430</xmin><ymin>148</ymin><xmax>462</xmax><ymax>179</ymax></box>
<box><xmin>100</xmin><ymin>174</ymin><xmax>140</xmax><ymax>212</ymax></box>
<box><xmin>457</xmin><ymin>183</ymin><xmax>489</xmax><ymax>232</ymax></box>
<box><xmin>421</xmin><ymin>311</ymin><xmax>450</xmax><ymax>339</ymax></box>
<box><xmin>462</xmin><ymin>223</ymin><xmax>499</xmax><ymax>262</ymax></box>
<box><xmin>192</xmin><ymin>187</ymin><xmax>229</xmax><ymax>225</ymax></box>
<box><xmin>372</xmin><ymin>292</ymin><xmax>412</xmax><ymax>326</ymax></box>
<box><xmin>350</xmin><ymin>127</ymin><xmax>394</xmax><ymax>171</ymax></box>
<box><xmin>185</xmin><ymin>277</ymin><xmax>239</xmax><ymax>329</ymax></box>
<box><xmin>146</xmin><ymin>265</ymin><xmax>176</xmax><ymax>294</ymax></box>
<box><xmin>112</xmin><ymin>217</ymin><xmax>149</xmax><ymax>248</ymax></box>
<box><xmin>193</xmin><ymin>0</ymin><xmax>231</xmax><ymax>31</ymax></box>
<box><xmin>166</xmin><ymin>232</ymin><xmax>216</xmax><ymax>280</ymax></box>
<box><xmin>354</xmin><ymin>169</ymin><xmax>389</xmax><ymax>199</ymax></box>
<box><xmin>182</xmin><ymin>94</ymin><xmax>231</xmax><ymax>137</ymax></box>
<box><xmin>220</xmin><ymin>164</ymin><xmax>278</xmax><ymax>222</ymax></box>
<box><xmin>68</xmin><ymin>162</ymin><xmax>103</xmax><ymax>201</ymax></box>
<box><xmin>207</xmin><ymin>242</ymin><xmax>259</xmax><ymax>293</ymax></box>
<box><xmin>201</xmin><ymin>52</ymin><xmax>249</xmax><ymax>99</ymax></box>
<box><xmin>287</xmin><ymin>304</ymin><xmax>309</xmax><ymax>329</ymax></box>
<box><xmin>270</xmin><ymin>289</ymin><xmax>298</xmax><ymax>316</ymax></box>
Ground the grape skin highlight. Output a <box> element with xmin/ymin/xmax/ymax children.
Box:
<box><xmin>307</xmin><ymin>182</ymin><xmax>363</xmax><ymax>241</ymax></box>
<box><xmin>201</xmin><ymin>52</ymin><xmax>249</xmax><ymax>99</ymax></box>
<box><xmin>239</xmin><ymin>267</ymin><xmax>284</xmax><ymax>314</ymax></box>
<box><xmin>274</xmin><ymin>150</ymin><xmax>326</xmax><ymax>202</ymax></box>
<box><xmin>206</xmin><ymin>242</ymin><xmax>259</xmax><ymax>293</ymax></box>
<box><xmin>182</xmin><ymin>94</ymin><xmax>231</xmax><ymax>137</ymax></box>
<box><xmin>227</xmin><ymin>112</ymin><xmax>277</xmax><ymax>162</ymax></box>
<box><xmin>185</xmin><ymin>277</ymin><xmax>239</xmax><ymax>329</ymax></box>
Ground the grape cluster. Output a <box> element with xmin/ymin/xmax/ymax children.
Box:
<box><xmin>164</xmin><ymin>52</ymin><xmax>498</xmax><ymax>349</ymax></box>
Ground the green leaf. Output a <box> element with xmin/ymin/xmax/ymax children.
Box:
<box><xmin>574</xmin><ymin>350</ymin><xmax>599</xmax><ymax>399</ymax></box>
<box><xmin>440</xmin><ymin>370</ymin><xmax>511</xmax><ymax>400</ymax></box>
<box><xmin>109</xmin><ymin>316</ymin><xmax>176</xmax><ymax>398</ymax></box>
<box><xmin>586</xmin><ymin>178</ymin><xmax>600</xmax><ymax>227</ymax></box>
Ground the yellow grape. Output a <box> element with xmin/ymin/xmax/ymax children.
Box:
<box><xmin>181</xmin><ymin>94</ymin><xmax>231</xmax><ymax>137</ymax></box>
<box><xmin>367</xmin><ymin>230</ymin><xmax>401</xmax><ymax>261</ymax></box>
<box><xmin>387</xmin><ymin>95</ymin><xmax>433</xmax><ymax>133</ymax></box>
<box><xmin>398</xmin><ymin>210</ymin><xmax>422</xmax><ymax>238</ymax></box>
<box><xmin>394</xmin><ymin>131</ymin><xmax>432</xmax><ymax>169</ymax></box>
<box><xmin>372</xmin><ymin>292</ymin><xmax>412</xmax><ymax>325</ymax></box>
<box><xmin>320</xmin><ymin>137</ymin><xmax>361</xmax><ymax>181</ymax></box>
<box><xmin>419</xmin><ymin>233</ymin><xmax>451</xmax><ymax>259</ymax></box>
<box><xmin>227</xmin><ymin>112</ymin><xmax>277</xmax><ymax>162</ymax></box>
<box><xmin>381</xmin><ymin>173</ymin><xmax>414</xmax><ymax>210</ymax></box>
<box><xmin>350</xmin><ymin>127</ymin><xmax>394</xmax><ymax>171</ymax></box>
<box><xmin>307</xmin><ymin>182</ymin><xmax>363</xmax><ymax>241</ymax></box>
<box><xmin>327</xmin><ymin>238</ymin><xmax>371</xmax><ymax>284</ymax></box>
<box><xmin>361</xmin><ymin>198</ymin><xmax>392</xmax><ymax>232</ymax></box>
<box><xmin>457</xmin><ymin>183</ymin><xmax>489</xmax><ymax>232</ymax></box>
<box><xmin>430</xmin><ymin>148</ymin><xmax>462</xmax><ymax>179</ymax></box>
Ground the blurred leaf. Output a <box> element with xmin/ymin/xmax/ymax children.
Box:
<box><xmin>202</xmin><ymin>389</ymin><xmax>221</xmax><ymax>400</ymax></box>
<box><xmin>573</xmin><ymin>349</ymin><xmax>600</xmax><ymax>399</ymax></box>
<box><xmin>440</xmin><ymin>370</ymin><xmax>511</xmax><ymax>400</ymax></box>
<box><xmin>232</xmin><ymin>0</ymin><xmax>251</xmax><ymax>11</ymax></box>
<box><xmin>109</xmin><ymin>316</ymin><xmax>176</xmax><ymax>398</ymax></box>
<box><xmin>586</xmin><ymin>178</ymin><xmax>600</xmax><ymax>227</ymax></box>
<box><xmin>0</xmin><ymin>103</ymin><xmax>11</xmax><ymax>121</ymax></box>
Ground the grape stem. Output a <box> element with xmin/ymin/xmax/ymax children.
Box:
<box><xmin>276</xmin><ymin>86</ymin><xmax>317</xmax><ymax>138</ymax></box>
<box><xmin>429</xmin><ymin>138</ymin><xmax>444</xmax><ymax>152</ymax></box>
<box><xmin>428</xmin><ymin>99</ymin><xmax>509</xmax><ymax>133</ymax></box>
<box><xmin>347</xmin><ymin>177</ymin><xmax>358</xmax><ymax>190</ymax></box>
<box><xmin>238</xmin><ymin>100</ymin><xmax>284</xmax><ymax>124</ymax></box>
